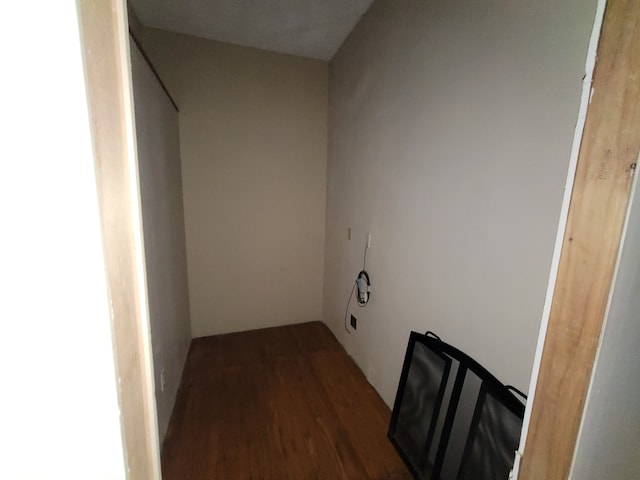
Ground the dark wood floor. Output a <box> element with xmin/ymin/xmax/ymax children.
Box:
<box><xmin>161</xmin><ymin>321</ymin><xmax>411</xmax><ymax>479</ymax></box>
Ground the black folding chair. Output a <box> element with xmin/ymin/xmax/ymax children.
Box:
<box><xmin>457</xmin><ymin>383</ymin><xmax>526</xmax><ymax>480</ymax></box>
<box><xmin>388</xmin><ymin>331</ymin><xmax>526</xmax><ymax>480</ymax></box>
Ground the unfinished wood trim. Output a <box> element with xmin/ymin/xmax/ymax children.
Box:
<box><xmin>519</xmin><ymin>0</ymin><xmax>640</xmax><ymax>478</ymax></box>
<box><xmin>77</xmin><ymin>1</ymin><xmax>161</xmax><ymax>478</ymax></box>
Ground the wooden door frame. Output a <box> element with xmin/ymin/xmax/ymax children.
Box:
<box><xmin>518</xmin><ymin>0</ymin><xmax>640</xmax><ymax>478</ymax></box>
<box><xmin>76</xmin><ymin>1</ymin><xmax>162</xmax><ymax>478</ymax></box>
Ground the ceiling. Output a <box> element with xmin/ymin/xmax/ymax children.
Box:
<box><xmin>129</xmin><ymin>0</ymin><xmax>376</xmax><ymax>61</ymax></box>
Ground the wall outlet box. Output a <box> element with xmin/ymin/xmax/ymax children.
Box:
<box><xmin>350</xmin><ymin>314</ymin><xmax>357</xmax><ymax>330</ymax></box>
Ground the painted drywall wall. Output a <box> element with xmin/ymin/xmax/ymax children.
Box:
<box><xmin>138</xmin><ymin>29</ymin><xmax>328</xmax><ymax>337</ymax></box>
<box><xmin>131</xmin><ymin>42</ymin><xmax>191</xmax><ymax>442</ymax></box>
<box><xmin>0</xmin><ymin>0</ymin><xmax>126</xmax><ymax>477</ymax></box>
<box><xmin>570</xmin><ymin>177</ymin><xmax>640</xmax><ymax>479</ymax></box>
<box><xmin>324</xmin><ymin>0</ymin><xmax>598</xmax><ymax>406</ymax></box>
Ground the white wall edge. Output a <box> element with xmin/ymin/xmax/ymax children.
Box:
<box><xmin>512</xmin><ymin>0</ymin><xmax>608</xmax><ymax>477</ymax></box>
<box><xmin>119</xmin><ymin>2</ymin><xmax>163</xmax><ymax>477</ymax></box>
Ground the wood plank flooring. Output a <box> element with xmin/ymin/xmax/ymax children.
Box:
<box><xmin>161</xmin><ymin>321</ymin><xmax>411</xmax><ymax>479</ymax></box>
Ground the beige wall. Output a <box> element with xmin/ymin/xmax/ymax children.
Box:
<box><xmin>131</xmin><ymin>41</ymin><xmax>191</xmax><ymax>442</ymax></box>
<box><xmin>324</xmin><ymin>0</ymin><xmax>598</xmax><ymax>406</ymax></box>
<box><xmin>138</xmin><ymin>29</ymin><xmax>328</xmax><ymax>337</ymax></box>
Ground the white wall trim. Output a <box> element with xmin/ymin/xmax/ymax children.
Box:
<box><xmin>512</xmin><ymin>0</ymin><xmax>608</xmax><ymax>477</ymax></box>
<box><xmin>120</xmin><ymin>4</ymin><xmax>163</xmax><ymax>475</ymax></box>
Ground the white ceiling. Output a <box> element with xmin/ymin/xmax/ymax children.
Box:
<box><xmin>129</xmin><ymin>0</ymin><xmax>375</xmax><ymax>61</ymax></box>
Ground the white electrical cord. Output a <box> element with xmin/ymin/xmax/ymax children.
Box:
<box><xmin>344</xmin><ymin>242</ymin><xmax>371</xmax><ymax>333</ymax></box>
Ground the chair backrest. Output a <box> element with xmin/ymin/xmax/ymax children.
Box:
<box><xmin>457</xmin><ymin>383</ymin><xmax>525</xmax><ymax>480</ymax></box>
<box><xmin>388</xmin><ymin>336</ymin><xmax>452</xmax><ymax>477</ymax></box>
<box><xmin>388</xmin><ymin>332</ymin><xmax>526</xmax><ymax>480</ymax></box>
